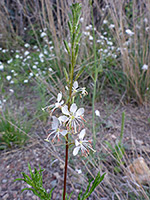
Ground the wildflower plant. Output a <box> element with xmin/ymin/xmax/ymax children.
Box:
<box><xmin>15</xmin><ymin>3</ymin><xmax>105</xmax><ymax>199</ymax></box>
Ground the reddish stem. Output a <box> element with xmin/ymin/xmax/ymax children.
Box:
<box><xmin>63</xmin><ymin>134</ymin><xmax>69</xmax><ymax>200</ymax></box>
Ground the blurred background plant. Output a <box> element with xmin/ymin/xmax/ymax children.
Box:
<box><xmin>0</xmin><ymin>109</ymin><xmax>30</xmax><ymax>150</ymax></box>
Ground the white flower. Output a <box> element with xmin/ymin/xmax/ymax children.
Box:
<box><xmin>89</xmin><ymin>35</ymin><xmax>93</xmax><ymax>40</ymax></box>
<box><xmin>80</xmin><ymin>17</ymin><xmax>84</xmax><ymax>23</ymax></box>
<box><xmin>33</xmin><ymin>65</ymin><xmax>37</xmax><ymax>69</ymax></box>
<box><xmin>75</xmin><ymin>168</ymin><xmax>82</xmax><ymax>174</ymax></box>
<box><xmin>10</xmin><ymin>80</ymin><xmax>14</xmax><ymax>84</ymax></box>
<box><xmin>24</xmin><ymin>51</ymin><xmax>30</xmax><ymax>56</ymax></box>
<box><xmin>41</xmin><ymin>32</ymin><xmax>47</xmax><ymax>38</ymax></box>
<box><xmin>7</xmin><ymin>58</ymin><xmax>13</xmax><ymax>64</ymax></box>
<box><xmin>95</xmin><ymin>110</ymin><xmax>100</xmax><ymax>117</ymax></box>
<box><xmin>0</xmin><ymin>64</ymin><xmax>4</xmax><ymax>70</ymax></box>
<box><xmin>24</xmin><ymin>43</ymin><xmax>30</xmax><ymax>48</ymax></box>
<box><xmin>16</xmin><ymin>54</ymin><xmax>20</xmax><ymax>59</ymax></box>
<box><xmin>9</xmin><ymin>89</ymin><xmax>14</xmax><ymax>93</ymax></box>
<box><xmin>24</xmin><ymin>79</ymin><xmax>28</xmax><ymax>83</ymax></box>
<box><xmin>59</xmin><ymin>103</ymin><xmax>85</xmax><ymax>133</ymax></box>
<box><xmin>45</xmin><ymin>116</ymin><xmax>67</xmax><ymax>142</ymax></box>
<box><xmin>83</xmin><ymin>31</ymin><xmax>90</xmax><ymax>36</ymax></box>
<box><xmin>42</xmin><ymin>92</ymin><xmax>64</xmax><ymax>114</ymax></box>
<box><xmin>109</xmin><ymin>24</ymin><xmax>115</xmax><ymax>29</ymax></box>
<box><xmin>6</xmin><ymin>75</ymin><xmax>11</xmax><ymax>81</ymax></box>
<box><xmin>142</xmin><ymin>64</ymin><xmax>148</xmax><ymax>70</ymax></box>
<box><xmin>72</xmin><ymin>81</ymin><xmax>88</xmax><ymax>97</ymax></box>
<box><xmin>48</xmin><ymin>68</ymin><xmax>53</xmax><ymax>72</ymax></box>
<box><xmin>73</xmin><ymin>129</ymin><xmax>95</xmax><ymax>156</ymax></box>
<box><xmin>33</xmin><ymin>45</ymin><xmax>38</xmax><ymax>49</ymax></box>
<box><xmin>125</xmin><ymin>29</ymin><xmax>134</xmax><ymax>36</ymax></box>
<box><xmin>103</xmin><ymin>20</ymin><xmax>108</xmax><ymax>24</ymax></box>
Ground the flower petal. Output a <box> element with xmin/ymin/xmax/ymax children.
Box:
<box><xmin>61</xmin><ymin>130</ymin><xmax>68</xmax><ymax>136</ymax></box>
<box><xmin>73</xmin><ymin>146</ymin><xmax>80</xmax><ymax>156</ymax></box>
<box><xmin>79</xmin><ymin>129</ymin><xmax>86</xmax><ymax>140</ymax></box>
<box><xmin>70</xmin><ymin>103</ymin><xmax>77</xmax><ymax>114</ymax></box>
<box><xmin>76</xmin><ymin>108</ymin><xmax>84</xmax><ymax>116</ymax></box>
<box><xmin>73</xmin><ymin>81</ymin><xmax>78</xmax><ymax>89</ymax></box>
<box><xmin>58</xmin><ymin>115</ymin><xmax>68</xmax><ymax>123</ymax></box>
<box><xmin>75</xmin><ymin>139</ymin><xmax>80</xmax><ymax>146</ymax></box>
<box><xmin>57</xmin><ymin>92</ymin><xmax>62</xmax><ymax>102</ymax></box>
<box><xmin>62</xmin><ymin>105</ymin><xmax>70</xmax><ymax>115</ymax></box>
<box><xmin>52</xmin><ymin>116</ymin><xmax>59</xmax><ymax>130</ymax></box>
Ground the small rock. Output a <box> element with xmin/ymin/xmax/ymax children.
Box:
<box><xmin>2</xmin><ymin>179</ymin><xmax>7</xmax><ymax>184</ymax></box>
<box><xmin>135</xmin><ymin>140</ymin><xmax>144</xmax><ymax>145</ymax></box>
<box><xmin>127</xmin><ymin>157</ymin><xmax>150</xmax><ymax>185</ymax></box>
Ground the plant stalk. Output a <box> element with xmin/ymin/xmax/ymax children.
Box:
<box><xmin>63</xmin><ymin>134</ymin><xmax>69</xmax><ymax>200</ymax></box>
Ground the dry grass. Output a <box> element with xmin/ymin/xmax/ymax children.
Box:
<box><xmin>104</xmin><ymin>0</ymin><xmax>150</xmax><ymax>104</ymax></box>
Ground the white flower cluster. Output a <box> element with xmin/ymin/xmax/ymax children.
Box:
<box><xmin>43</xmin><ymin>81</ymin><xmax>95</xmax><ymax>156</ymax></box>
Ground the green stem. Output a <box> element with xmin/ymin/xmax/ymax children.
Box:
<box><xmin>119</xmin><ymin>112</ymin><xmax>125</xmax><ymax>144</ymax></box>
<box><xmin>91</xmin><ymin>1</ymin><xmax>97</xmax><ymax>148</ymax></box>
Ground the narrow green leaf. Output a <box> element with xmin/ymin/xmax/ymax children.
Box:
<box><xmin>64</xmin><ymin>40</ymin><xmax>71</xmax><ymax>56</ymax></box>
<box><xmin>63</xmin><ymin>67</ymin><xmax>70</xmax><ymax>83</ymax></box>
<box><xmin>75</xmin><ymin>65</ymin><xmax>86</xmax><ymax>81</ymax></box>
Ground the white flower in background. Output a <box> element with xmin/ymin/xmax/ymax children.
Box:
<box><xmin>49</xmin><ymin>46</ymin><xmax>54</xmax><ymax>51</ymax></box>
<box><xmin>83</xmin><ymin>31</ymin><xmax>90</xmax><ymax>36</ymax></box>
<box><xmin>9</xmin><ymin>89</ymin><xmax>14</xmax><ymax>93</ymax></box>
<box><xmin>48</xmin><ymin>68</ymin><xmax>53</xmax><ymax>72</ymax></box>
<box><xmin>95</xmin><ymin>110</ymin><xmax>100</xmax><ymax>117</ymax></box>
<box><xmin>103</xmin><ymin>20</ymin><xmax>108</xmax><ymax>24</ymax></box>
<box><xmin>7</xmin><ymin>58</ymin><xmax>13</xmax><ymax>64</ymax></box>
<box><xmin>44</xmin><ymin>49</ymin><xmax>48</xmax><ymax>55</ymax></box>
<box><xmin>59</xmin><ymin>103</ymin><xmax>85</xmax><ymax>133</ymax></box>
<box><xmin>16</xmin><ymin>54</ymin><xmax>20</xmax><ymax>59</ymax></box>
<box><xmin>146</xmin><ymin>27</ymin><xmax>149</xmax><ymax>32</ymax></box>
<box><xmin>144</xmin><ymin>18</ymin><xmax>148</xmax><ymax>24</ymax></box>
<box><xmin>24</xmin><ymin>43</ymin><xmax>30</xmax><ymax>48</ymax></box>
<box><xmin>107</xmin><ymin>41</ymin><xmax>113</xmax><ymax>46</ymax></box>
<box><xmin>6</xmin><ymin>75</ymin><xmax>11</xmax><ymax>81</ymax></box>
<box><xmin>109</xmin><ymin>24</ymin><xmax>115</xmax><ymax>29</ymax></box>
<box><xmin>73</xmin><ymin>129</ymin><xmax>95</xmax><ymax>156</ymax></box>
<box><xmin>24</xmin><ymin>79</ymin><xmax>28</xmax><ymax>83</ymax></box>
<box><xmin>85</xmin><ymin>25</ymin><xmax>92</xmax><ymax>30</ymax></box>
<box><xmin>125</xmin><ymin>29</ymin><xmax>134</xmax><ymax>36</ymax></box>
<box><xmin>33</xmin><ymin>65</ymin><xmax>37</xmax><ymax>69</ymax></box>
<box><xmin>45</xmin><ymin>116</ymin><xmax>67</xmax><ymax>143</ymax></box>
<box><xmin>10</xmin><ymin>80</ymin><xmax>14</xmax><ymax>84</ymax></box>
<box><xmin>42</xmin><ymin>92</ymin><xmax>64</xmax><ymax>114</ymax></box>
<box><xmin>33</xmin><ymin>45</ymin><xmax>38</xmax><ymax>49</ymax></box>
<box><xmin>80</xmin><ymin>17</ymin><xmax>84</xmax><ymax>23</ymax></box>
<box><xmin>39</xmin><ymin>53</ymin><xmax>44</xmax><ymax>62</ymax></box>
<box><xmin>26</xmin><ymin>56</ymin><xmax>31</xmax><ymax>60</ymax></box>
<box><xmin>142</xmin><ymin>64</ymin><xmax>148</xmax><ymax>70</ymax></box>
<box><xmin>24</xmin><ymin>51</ymin><xmax>30</xmax><ymax>56</ymax></box>
<box><xmin>41</xmin><ymin>32</ymin><xmax>47</xmax><ymax>38</ymax></box>
<box><xmin>89</xmin><ymin>35</ymin><xmax>93</xmax><ymax>40</ymax></box>
<box><xmin>0</xmin><ymin>64</ymin><xmax>4</xmax><ymax>70</ymax></box>
<box><xmin>75</xmin><ymin>168</ymin><xmax>82</xmax><ymax>174</ymax></box>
